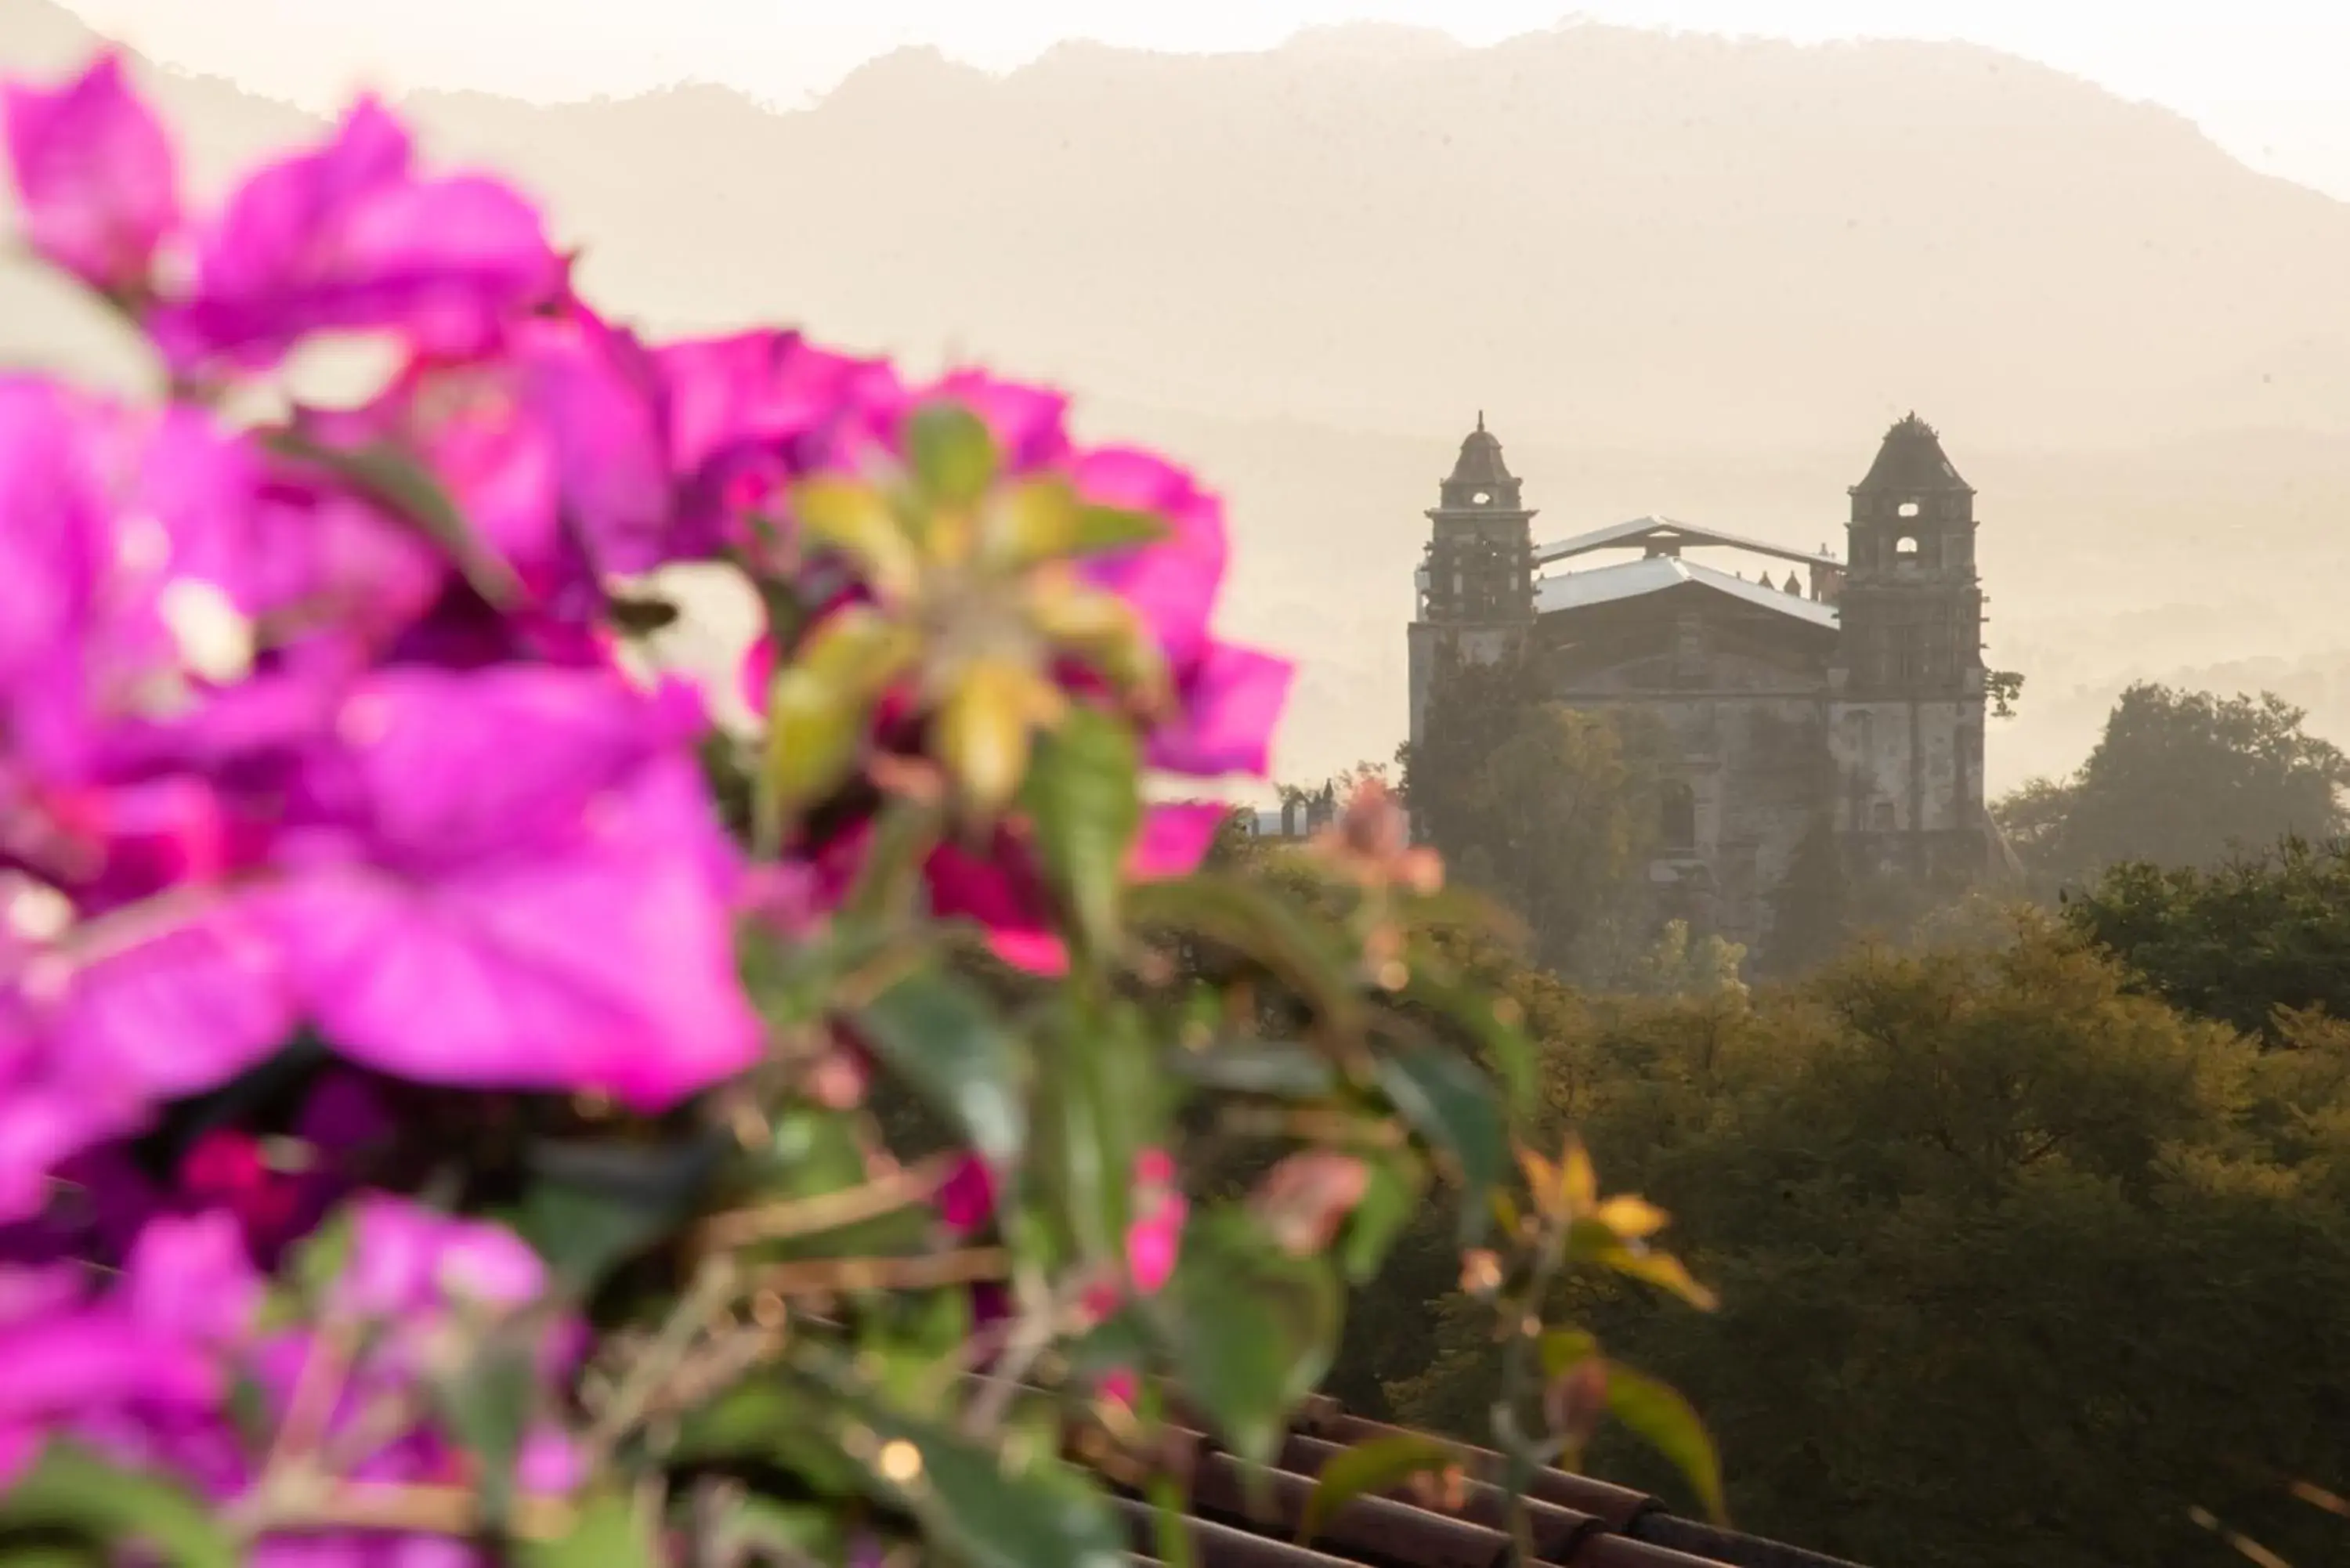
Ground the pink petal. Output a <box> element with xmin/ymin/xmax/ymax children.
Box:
<box><xmin>269</xmin><ymin>759</ymin><xmax>759</xmax><ymax>1111</ymax></box>
<box><xmin>1130</xmin><ymin>802</ymin><xmax>1227</xmax><ymax>881</ymax></box>
<box><xmin>1097</xmin><ymin>1367</ymin><xmax>1139</xmax><ymax>1412</ymax></box>
<box><xmin>934</xmin><ymin>1154</ymin><xmax>996</xmax><ymax>1237</ymax></box>
<box><xmin>123</xmin><ymin>1210</ymin><xmax>260</xmax><ymax>1346</ymax></box>
<box><xmin>1074</xmin><ymin>446</ymin><xmax>1228</xmax><ymax>667</ymax></box>
<box><xmin>1125</xmin><ymin>1194</ymin><xmax>1186</xmax><ymax>1297</ymax></box>
<box><xmin>2</xmin><ymin>53</ymin><xmax>179</xmax><ymax>292</ymax></box>
<box><xmin>322</xmin><ymin>666</ymin><xmax>707</xmax><ymax>865</ymax></box>
<box><xmin>154</xmin><ymin>98</ymin><xmax>560</xmax><ymax>372</ymax></box>
<box><xmin>1147</xmin><ymin>642</ymin><xmax>1292</xmax><ymax>779</ymax></box>
<box><xmin>55</xmin><ymin>891</ymin><xmax>295</xmax><ymax>1100</ymax></box>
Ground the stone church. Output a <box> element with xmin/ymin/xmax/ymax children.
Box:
<box><xmin>1405</xmin><ymin>412</ymin><xmax>2008</xmax><ymax>951</ymax></box>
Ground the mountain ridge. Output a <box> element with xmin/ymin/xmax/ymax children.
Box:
<box><xmin>11</xmin><ymin>1</ymin><xmax>2350</xmax><ymax>790</ymax></box>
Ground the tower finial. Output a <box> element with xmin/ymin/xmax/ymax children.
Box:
<box><xmin>1477</xmin><ymin>409</ymin><xmax>1484</xmax><ymax>433</ymax></box>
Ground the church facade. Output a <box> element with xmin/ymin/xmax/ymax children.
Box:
<box><xmin>1405</xmin><ymin>413</ymin><xmax>2003</xmax><ymax>953</ymax></box>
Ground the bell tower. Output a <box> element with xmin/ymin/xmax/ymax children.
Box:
<box><xmin>1406</xmin><ymin>414</ymin><xmax>1536</xmax><ymax>746</ymax></box>
<box><xmin>1827</xmin><ymin>413</ymin><xmax>1990</xmax><ymax>869</ymax></box>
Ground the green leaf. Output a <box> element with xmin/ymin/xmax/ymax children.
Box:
<box><xmin>259</xmin><ymin>428</ymin><xmax>522</xmax><ymax>609</ymax></box>
<box><xmin>284</xmin><ymin>1205</ymin><xmax>357</xmax><ymax>1304</ymax></box>
<box><xmin>1166</xmin><ymin>1039</ymin><xmax>1336</xmax><ymax>1100</ymax></box>
<box><xmin>1155</xmin><ymin>1209</ymin><xmax>1345</xmax><ymax>1466</ymax></box>
<box><xmin>1021</xmin><ymin>706</ymin><xmax>1141</xmax><ymax>959</ymax></box>
<box><xmin>1337</xmin><ymin>1154</ymin><xmax>1426</xmax><ymax>1285</ymax></box>
<box><xmin>520</xmin><ymin>1489</ymin><xmax>658</xmax><ymax>1568</ymax></box>
<box><xmin>514</xmin><ymin>1133</ymin><xmax>728</xmax><ymax>1292</ymax></box>
<box><xmin>1375</xmin><ymin>1046</ymin><xmax>1506</xmax><ymax>1244</ymax></box>
<box><xmin>1129</xmin><ymin>873</ymin><xmax>1363</xmax><ymax>1032</ymax></box>
<box><xmin>791</xmin><ymin>1353</ymin><xmax>1129</xmax><ymax>1568</ymax></box>
<box><xmin>1603</xmin><ymin>1363</ymin><xmax>1726</xmax><ymax>1524</ymax></box>
<box><xmin>432</xmin><ymin>1324</ymin><xmax>538</xmax><ymax>1529</ymax></box>
<box><xmin>720</xmin><ymin>1498</ymin><xmax>846</xmax><ymax>1564</ymax></box>
<box><xmin>1539</xmin><ymin>1328</ymin><xmax>1600</xmax><ymax>1380</ymax></box>
<box><xmin>670</xmin><ymin>1381</ymin><xmax>868</xmax><ymax>1495</ymax></box>
<box><xmin>1032</xmin><ymin>1003</ymin><xmax>1164</xmax><ymax>1268</ymax></box>
<box><xmin>1400</xmin><ymin>962</ymin><xmax>1537</xmax><ymax>1118</ymax></box>
<box><xmin>984</xmin><ymin>483</ymin><xmax>1169</xmax><ymax>569</ymax></box>
<box><xmin>880</xmin><ymin>1422</ymin><xmax>1126</xmax><ymax>1568</ymax></box>
<box><xmin>906</xmin><ymin>400</ymin><xmax>1003</xmax><ymax>510</ymax></box>
<box><xmin>1297</xmin><ymin>1433</ymin><xmax>1463</xmax><ymax>1547</ymax></box>
<box><xmin>1071</xmin><ymin>504</ymin><xmax>1171</xmax><ymax>555</ymax></box>
<box><xmin>0</xmin><ymin>1446</ymin><xmax>236</xmax><ymax>1568</ymax></box>
<box><xmin>762</xmin><ymin>607</ymin><xmax>916</xmax><ymax>816</ymax></box>
<box><xmin>852</xmin><ymin>970</ymin><xmax>1026</xmax><ymax>1165</ymax></box>
<box><xmin>793</xmin><ymin>478</ymin><xmax>920</xmax><ymax>601</ymax></box>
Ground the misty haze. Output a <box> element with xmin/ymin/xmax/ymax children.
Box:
<box><xmin>7</xmin><ymin>5</ymin><xmax>2350</xmax><ymax>1567</ymax></box>
<box><xmin>16</xmin><ymin>0</ymin><xmax>2350</xmax><ymax>799</ymax></box>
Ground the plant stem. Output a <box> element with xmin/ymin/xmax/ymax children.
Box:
<box><xmin>698</xmin><ymin>1155</ymin><xmax>950</xmax><ymax>1249</ymax></box>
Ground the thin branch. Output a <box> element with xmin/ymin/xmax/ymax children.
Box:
<box><xmin>698</xmin><ymin>1157</ymin><xmax>950</xmax><ymax>1251</ymax></box>
<box><xmin>757</xmin><ymin>1248</ymin><xmax>1007</xmax><ymax>1297</ymax></box>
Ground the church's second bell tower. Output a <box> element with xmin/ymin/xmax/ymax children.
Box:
<box><xmin>1407</xmin><ymin>414</ymin><xmax>1536</xmax><ymax>746</ymax></box>
<box><xmin>1827</xmin><ymin>413</ymin><xmax>1990</xmax><ymax>870</ymax></box>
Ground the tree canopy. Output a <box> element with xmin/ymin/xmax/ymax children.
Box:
<box><xmin>1351</xmin><ymin>912</ymin><xmax>2350</xmax><ymax>1568</ymax></box>
<box><xmin>1996</xmin><ymin>683</ymin><xmax>2349</xmax><ymax>889</ymax></box>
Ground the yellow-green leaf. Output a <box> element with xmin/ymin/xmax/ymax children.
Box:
<box><xmin>1297</xmin><ymin>1433</ymin><xmax>1462</xmax><ymax>1548</ymax></box>
<box><xmin>1538</xmin><ymin>1327</ymin><xmax>1600</xmax><ymax>1380</ymax></box>
<box><xmin>1569</xmin><ymin>1226</ymin><xmax>1719</xmax><ymax>1310</ymax></box>
<box><xmin>1602</xmin><ymin>1363</ymin><xmax>1726</xmax><ymax>1524</ymax></box>
<box><xmin>521</xmin><ymin>1489</ymin><xmax>659</xmax><ymax>1568</ymax></box>
<box><xmin>906</xmin><ymin>400</ymin><xmax>1002</xmax><ymax>511</ymax></box>
<box><xmin>764</xmin><ymin>609</ymin><xmax>916</xmax><ymax>814</ymax></box>
<box><xmin>936</xmin><ymin>659</ymin><xmax>1057</xmax><ymax>816</ymax></box>
<box><xmin>794</xmin><ymin>476</ymin><xmax>920</xmax><ymax>602</ymax></box>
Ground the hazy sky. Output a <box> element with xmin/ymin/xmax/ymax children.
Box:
<box><xmin>45</xmin><ymin>0</ymin><xmax>2350</xmax><ymax>198</ymax></box>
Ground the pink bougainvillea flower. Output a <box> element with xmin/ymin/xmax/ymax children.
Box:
<box><xmin>0</xmin><ymin>378</ymin><xmax>126</xmax><ymax>768</ymax></box>
<box><xmin>0</xmin><ymin>886</ymin><xmax>295</xmax><ymax>1226</ymax></box>
<box><xmin>226</xmin><ymin>1197</ymin><xmax>586</xmax><ymax>1562</ymax></box>
<box><xmin>1129</xmin><ymin>800</ymin><xmax>1227</xmax><ymax>880</ymax></box>
<box><xmin>262</xmin><ymin>667</ymin><xmax>757</xmax><ymax>1108</ymax></box>
<box><xmin>934</xmin><ymin>1152</ymin><xmax>996</xmax><ymax>1237</ymax></box>
<box><xmin>914</xmin><ymin>799</ymin><xmax>1227</xmax><ymax>977</ymax></box>
<box><xmin>2</xmin><ymin>53</ymin><xmax>179</xmax><ymax>295</ymax></box>
<box><xmin>1069</xmin><ymin>446</ymin><xmax>1227</xmax><ymax>671</ymax></box>
<box><xmin>1148</xmin><ymin>639</ymin><xmax>1294</xmax><ymax>779</ymax></box>
<box><xmin>150</xmin><ymin>97</ymin><xmax>563</xmax><ymax>373</ymax></box>
<box><xmin>331</xmin><ymin>1194</ymin><xmax>548</xmax><ymax>1321</ymax></box>
<box><xmin>656</xmin><ymin>329</ymin><xmax>902</xmax><ymax>555</ymax></box>
<box><xmin>1125</xmin><ymin>1146</ymin><xmax>1187</xmax><ymax>1296</ymax></box>
<box><xmin>0</xmin><ymin>1210</ymin><xmax>253</xmax><ymax>1487</ymax></box>
<box><xmin>138</xmin><ymin>401</ymin><xmax>446</xmax><ymax>654</ymax></box>
<box><xmin>1096</xmin><ymin>1367</ymin><xmax>1140</xmax><ymax>1413</ymax></box>
<box><xmin>301</xmin><ymin>304</ymin><xmax>672</xmax><ymax>608</ymax></box>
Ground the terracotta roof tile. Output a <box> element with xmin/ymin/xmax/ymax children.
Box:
<box><xmin>1086</xmin><ymin>1396</ymin><xmax>1868</xmax><ymax>1568</ymax></box>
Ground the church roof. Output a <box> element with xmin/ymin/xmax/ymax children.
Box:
<box><xmin>1535</xmin><ymin>555</ymin><xmax>1839</xmax><ymax>629</ymax></box>
<box><xmin>1447</xmin><ymin>411</ymin><xmax>1515</xmax><ymax>487</ymax></box>
<box><xmin>1853</xmin><ymin>412</ymin><xmax>1972</xmax><ymax>494</ymax></box>
<box><xmin>1535</xmin><ymin>515</ymin><xmax>1839</xmax><ymax>570</ymax></box>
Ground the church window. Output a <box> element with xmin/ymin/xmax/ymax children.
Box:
<box><xmin>1895</xmin><ymin>535</ymin><xmax>1920</xmax><ymax>558</ymax></box>
<box><xmin>1660</xmin><ymin>782</ymin><xmax>1697</xmax><ymax>851</ymax></box>
<box><xmin>1897</xmin><ymin>500</ymin><xmax>1921</xmax><ymax>518</ymax></box>
<box><xmin>1871</xmin><ymin>800</ymin><xmax>1896</xmax><ymax>831</ymax></box>
<box><xmin>1472</xmin><ymin>490</ymin><xmax>1491</xmax><ymax>505</ymax></box>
